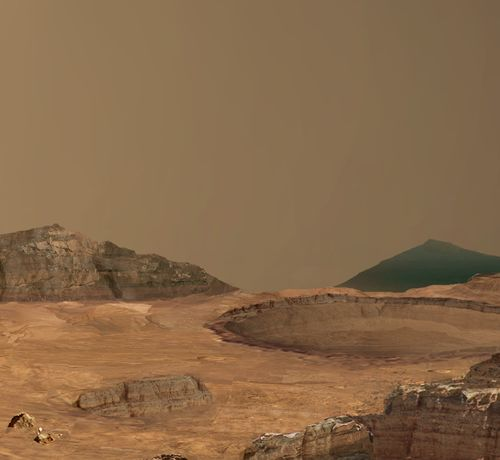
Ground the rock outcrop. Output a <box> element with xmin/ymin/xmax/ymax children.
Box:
<box><xmin>244</xmin><ymin>354</ymin><xmax>500</xmax><ymax>459</ymax></box>
<box><xmin>76</xmin><ymin>375</ymin><xmax>212</xmax><ymax>417</ymax></box>
<box><xmin>243</xmin><ymin>416</ymin><xmax>373</xmax><ymax>459</ymax></box>
<box><xmin>365</xmin><ymin>361</ymin><xmax>500</xmax><ymax>459</ymax></box>
<box><xmin>0</xmin><ymin>224</ymin><xmax>234</xmax><ymax>301</ymax></box>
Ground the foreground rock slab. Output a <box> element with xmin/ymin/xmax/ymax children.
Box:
<box><xmin>76</xmin><ymin>375</ymin><xmax>212</xmax><ymax>417</ymax></box>
<box><xmin>243</xmin><ymin>416</ymin><xmax>373</xmax><ymax>459</ymax></box>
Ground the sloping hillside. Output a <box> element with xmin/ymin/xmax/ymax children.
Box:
<box><xmin>339</xmin><ymin>239</ymin><xmax>500</xmax><ymax>292</ymax></box>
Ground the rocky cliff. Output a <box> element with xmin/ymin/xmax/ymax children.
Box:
<box><xmin>365</xmin><ymin>354</ymin><xmax>500</xmax><ymax>459</ymax></box>
<box><xmin>243</xmin><ymin>354</ymin><xmax>500</xmax><ymax>459</ymax></box>
<box><xmin>0</xmin><ymin>224</ymin><xmax>234</xmax><ymax>301</ymax></box>
<box><xmin>76</xmin><ymin>375</ymin><xmax>212</xmax><ymax>417</ymax></box>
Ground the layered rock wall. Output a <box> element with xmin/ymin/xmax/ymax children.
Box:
<box><xmin>244</xmin><ymin>355</ymin><xmax>500</xmax><ymax>459</ymax></box>
<box><xmin>76</xmin><ymin>375</ymin><xmax>212</xmax><ymax>417</ymax></box>
<box><xmin>0</xmin><ymin>224</ymin><xmax>234</xmax><ymax>301</ymax></box>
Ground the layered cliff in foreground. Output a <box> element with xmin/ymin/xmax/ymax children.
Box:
<box><xmin>244</xmin><ymin>353</ymin><xmax>500</xmax><ymax>460</ymax></box>
<box><xmin>0</xmin><ymin>224</ymin><xmax>234</xmax><ymax>301</ymax></box>
<box><xmin>339</xmin><ymin>239</ymin><xmax>500</xmax><ymax>292</ymax></box>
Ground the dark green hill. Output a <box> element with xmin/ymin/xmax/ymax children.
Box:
<box><xmin>338</xmin><ymin>239</ymin><xmax>500</xmax><ymax>292</ymax></box>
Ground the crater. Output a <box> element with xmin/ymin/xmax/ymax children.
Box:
<box><xmin>214</xmin><ymin>296</ymin><xmax>500</xmax><ymax>359</ymax></box>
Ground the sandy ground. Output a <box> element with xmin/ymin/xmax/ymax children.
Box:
<box><xmin>0</xmin><ymin>290</ymin><xmax>494</xmax><ymax>459</ymax></box>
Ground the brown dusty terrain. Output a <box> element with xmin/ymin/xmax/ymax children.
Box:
<box><xmin>0</xmin><ymin>286</ymin><xmax>499</xmax><ymax>459</ymax></box>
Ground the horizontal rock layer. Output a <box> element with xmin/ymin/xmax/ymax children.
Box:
<box><xmin>0</xmin><ymin>224</ymin><xmax>234</xmax><ymax>301</ymax></box>
<box><xmin>209</xmin><ymin>290</ymin><xmax>500</xmax><ymax>359</ymax></box>
<box><xmin>365</xmin><ymin>380</ymin><xmax>500</xmax><ymax>458</ymax></box>
<box><xmin>243</xmin><ymin>416</ymin><xmax>373</xmax><ymax>460</ymax></box>
<box><xmin>243</xmin><ymin>354</ymin><xmax>500</xmax><ymax>459</ymax></box>
<box><xmin>76</xmin><ymin>375</ymin><xmax>212</xmax><ymax>417</ymax></box>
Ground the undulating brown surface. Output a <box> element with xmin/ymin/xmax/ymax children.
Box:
<box><xmin>1</xmin><ymin>284</ymin><xmax>499</xmax><ymax>459</ymax></box>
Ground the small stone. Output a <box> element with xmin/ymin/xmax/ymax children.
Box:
<box><xmin>8</xmin><ymin>413</ymin><xmax>36</xmax><ymax>429</ymax></box>
<box><xmin>34</xmin><ymin>432</ymin><xmax>55</xmax><ymax>444</ymax></box>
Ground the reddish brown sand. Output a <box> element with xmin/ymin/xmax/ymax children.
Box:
<box><xmin>0</xmin><ymin>289</ymin><xmax>496</xmax><ymax>459</ymax></box>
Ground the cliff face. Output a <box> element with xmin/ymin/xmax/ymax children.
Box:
<box><xmin>367</xmin><ymin>367</ymin><xmax>500</xmax><ymax>459</ymax></box>
<box><xmin>76</xmin><ymin>375</ymin><xmax>212</xmax><ymax>417</ymax></box>
<box><xmin>0</xmin><ymin>224</ymin><xmax>234</xmax><ymax>301</ymax></box>
<box><xmin>243</xmin><ymin>354</ymin><xmax>500</xmax><ymax>460</ymax></box>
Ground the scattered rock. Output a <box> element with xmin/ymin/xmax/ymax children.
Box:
<box><xmin>34</xmin><ymin>430</ymin><xmax>55</xmax><ymax>445</ymax></box>
<box><xmin>0</xmin><ymin>224</ymin><xmax>235</xmax><ymax>301</ymax></box>
<box><xmin>150</xmin><ymin>455</ymin><xmax>188</xmax><ymax>460</ymax></box>
<box><xmin>76</xmin><ymin>375</ymin><xmax>212</xmax><ymax>417</ymax></box>
<box><xmin>7</xmin><ymin>413</ymin><xmax>35</xmax><ymax>429</ymax></box>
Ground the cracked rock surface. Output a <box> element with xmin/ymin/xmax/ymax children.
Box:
<box><xmin>0</xmin><ymin>224</ymin><xmax>234</xmax><ymax>301</ymax></box>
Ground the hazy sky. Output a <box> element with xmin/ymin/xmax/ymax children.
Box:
<box><xmin>0</xmin><ymin>0</ymin><xmax>499</xmax><ymax>291</ymax></box>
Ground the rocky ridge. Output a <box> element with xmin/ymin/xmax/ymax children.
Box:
<box><xmin>0</xmin><ymin>224</ymin><xmax>234</xmax><ymax>301</ymax></box>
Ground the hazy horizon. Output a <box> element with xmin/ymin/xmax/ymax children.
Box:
<box><xmin>1</xmin><ymin>0</ymin><xmax>499</xmax><ymax>291</ymax></box>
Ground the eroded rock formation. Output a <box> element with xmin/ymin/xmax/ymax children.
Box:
<box><xmin>0</xmin><ymin>224</ymin><xmax>234</xmax><ymax>301</ymax></box>
<box><xmin>365</xmin><ymin>364</ymin><xmax>500</xmax><ymax>459</ymax></box>
<box><xmin>76</xmin><ymin>375</ymin><xmax>212</xmax><ymax>417</ymax></box>
<box><xmin>243</xmin><ymin>354</ymin><xmax>500</xmax><ymax>459</ymax></box>
<box><xmin>243</xmin><ymin>416</ymin><xmax>373</xmax><ymax>459</ymax></box>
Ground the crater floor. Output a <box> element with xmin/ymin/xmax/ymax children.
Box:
<box><xmin>222</xmin><ymin>300</ymin><xmax>500</xmax><ymax>358</ymax></box>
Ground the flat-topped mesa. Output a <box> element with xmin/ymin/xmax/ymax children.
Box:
<box><xmin>76</xmin><ymin>375</ymin><xmax>212</xmax><ymax>417</ymax></box>
<box><xmin>0</xmin><ymin>224</ymin><xmax>235</xmax><ymax>301</ymax></box>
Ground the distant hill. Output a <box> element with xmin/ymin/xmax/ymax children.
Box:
<box><xmin>0</xmin><ymin>224</ymin><xmax>235</xmax><ymax>301</ymax></box>
<box><xmin>338</xmin><ymin>239</ymin><xmax>500</xmax><ymax>292</ymax></box>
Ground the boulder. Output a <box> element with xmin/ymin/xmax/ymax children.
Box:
<box><xmin>7</xmin><ymin>412</ymin><xmax>35</xmax><ymax>429</ymax></box>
